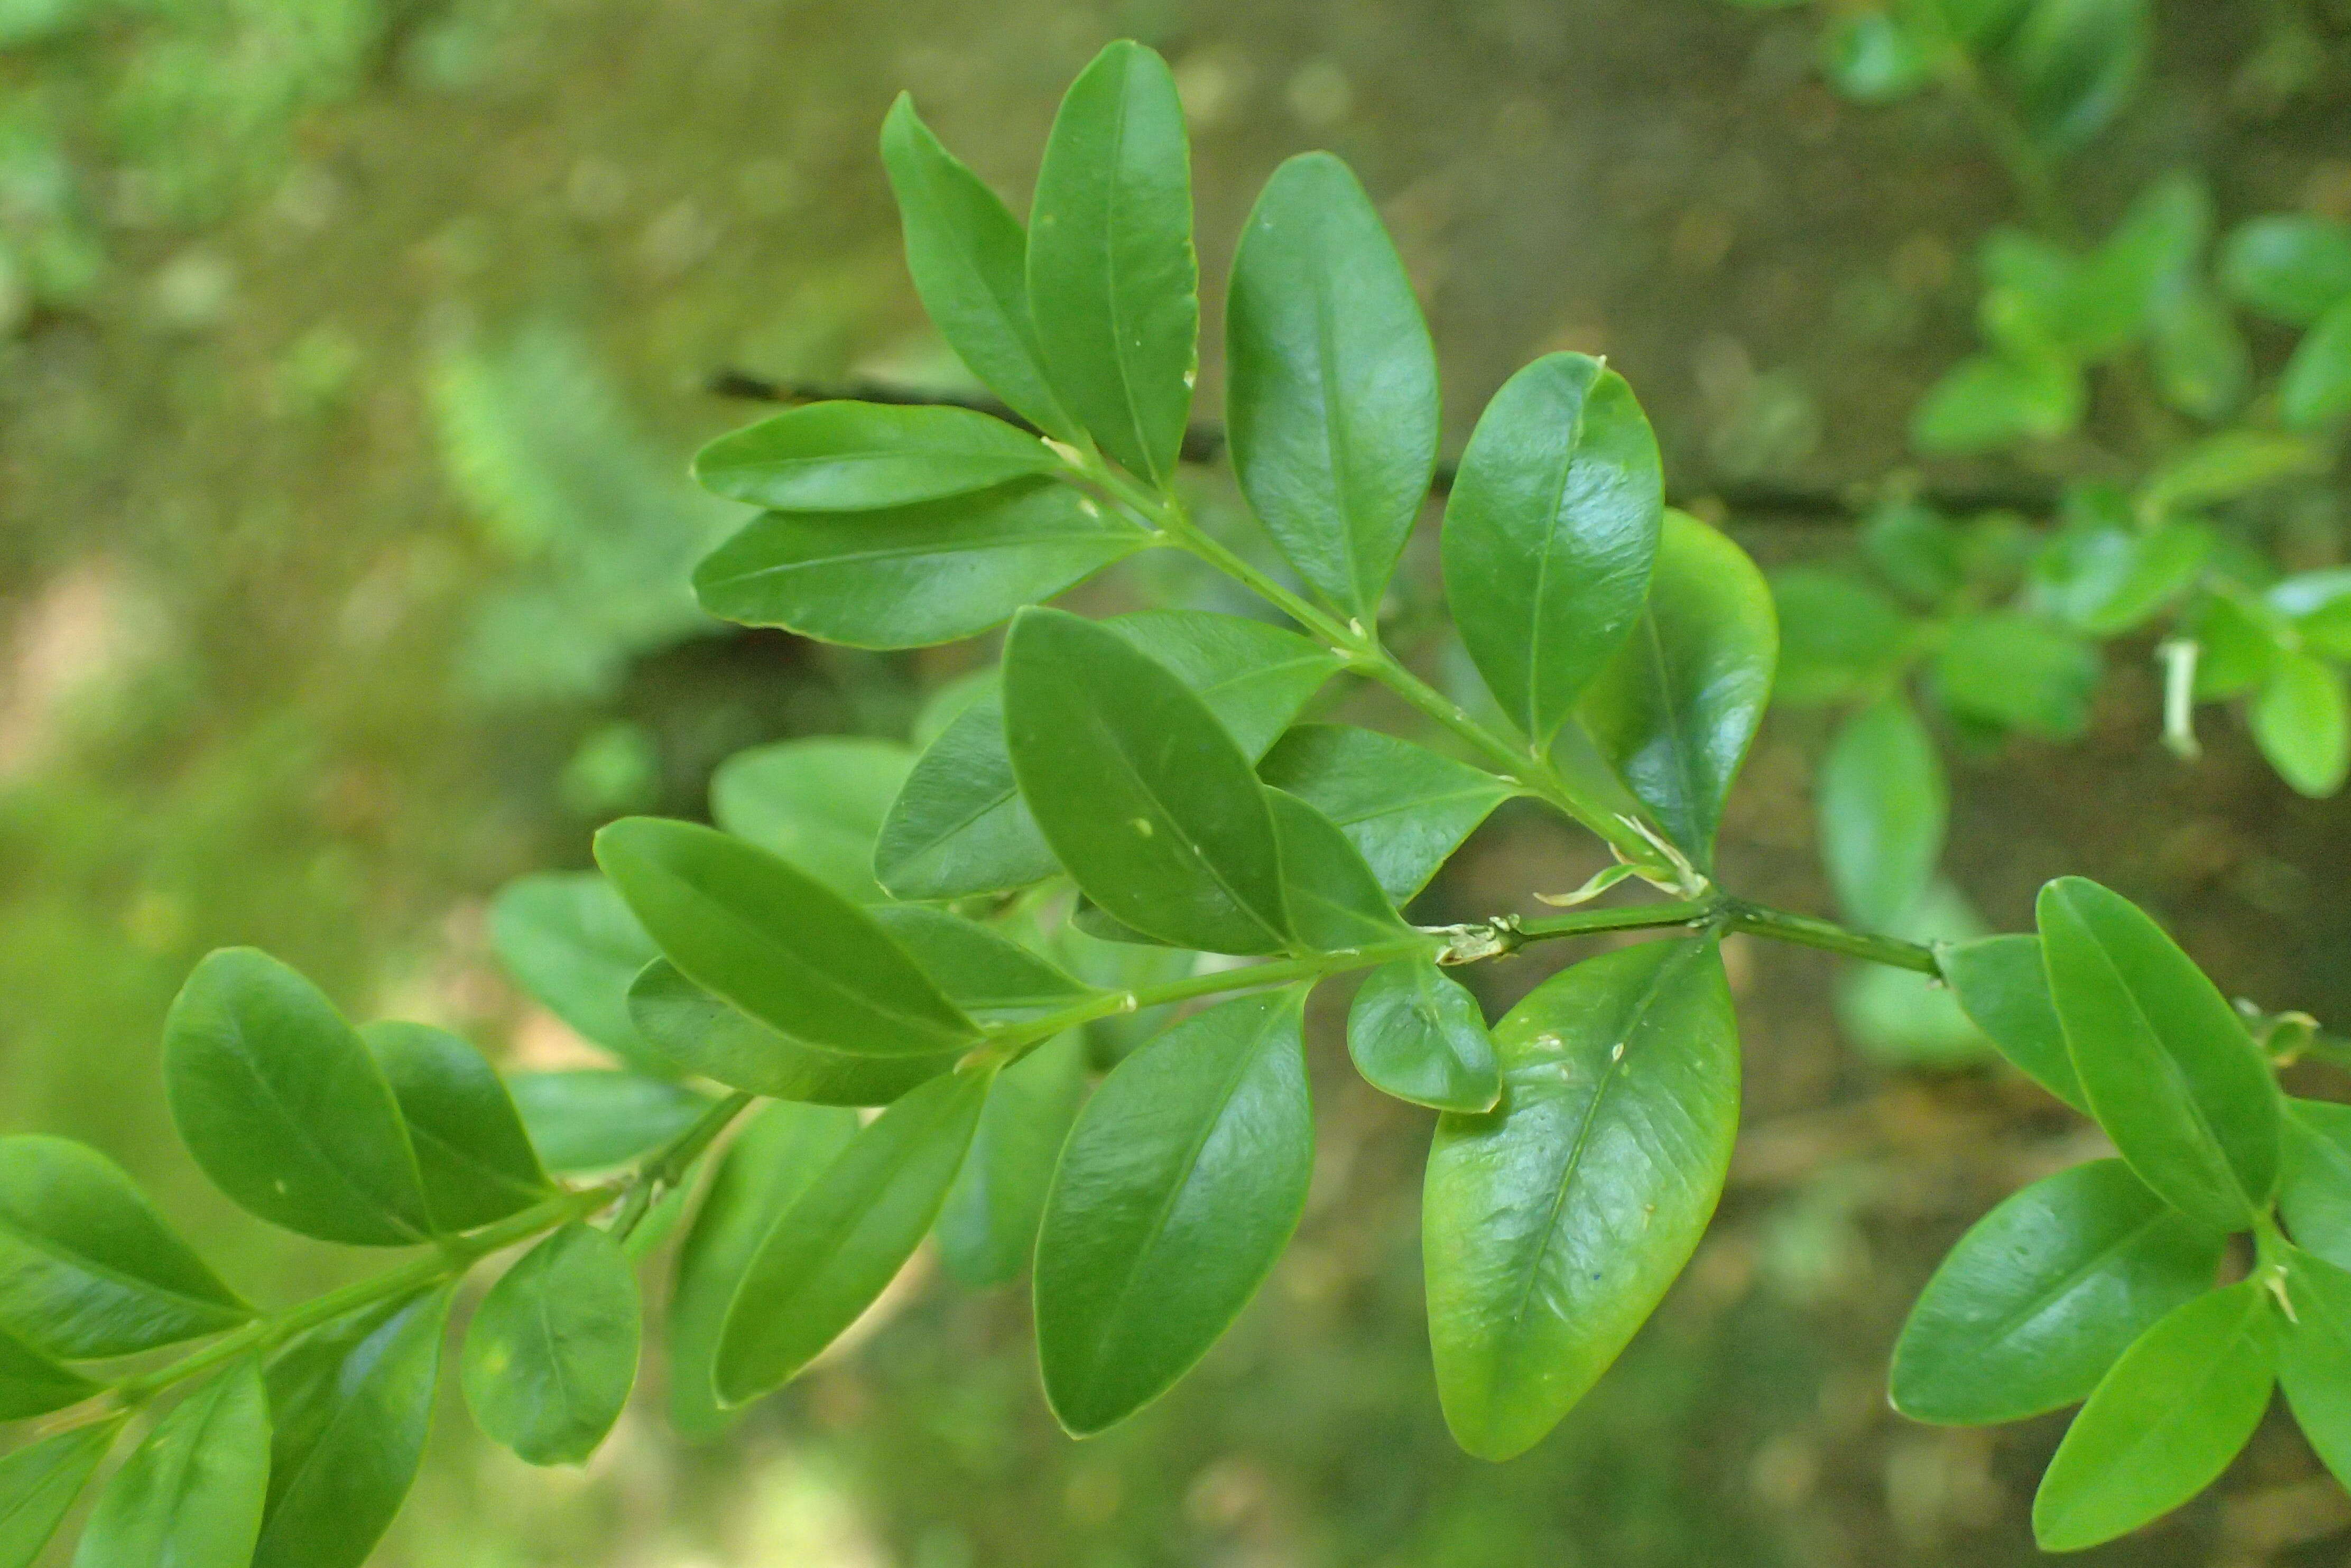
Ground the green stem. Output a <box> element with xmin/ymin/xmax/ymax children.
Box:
<box><xmin>1088</xmin><ymin>465</ymin><xmax>1673</xmax><ymax>876</ymax></box>
<box><xmin>1721</xmin><ymin>900</ymin><xmax>1941</xmax><ymax>973</ymax></box>
<box><xmin>610</xmin><ymin>1090</ymin><xmax>756</xmax><ymax>1242</ymax></box>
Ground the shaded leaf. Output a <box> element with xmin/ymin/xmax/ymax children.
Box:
<box><xmin>1818</xmin><ymin>694</ymin><xmax>1946</xmax><ymax>933</ymax></box>
<box><xmin>508</xmin><ymin>1071</ymin><xmax>714</xmax><ymax>1173</ymax></box>
<box><xmin>692</xmin><ymin>401</ymin><xmax>1060</xmax><ymax>511</ymax></box>
<box><xmin>1942</xmin><ymin>934</ymin><xmax>2087</xmax><ymax>1110</ymax></box>
<box><xmin>1257</xmin><ymin>724</ymin><xmax>1516</xmax><ymax>903</ymax></box>
<box><xmin>710</xmin><ymin>737</ymin><xmax>914</xmax><ymax>902</ymax></box>
<box><xmin>1347</xmin><ymin>959</ymin><xmax>1500</xmax><ymax>1114</ymax></box>
<box><xmin>936</xmin><ymin>1032</ymin><xmax>1089</xmax><ymax>1287</ymax></box>
<box><xmin>487</xmin><ymin>873</ymin><xmax>668</xmax><ymax>1074</ymax></box>
<box><xmin>627</xmin><ymin>962</ymin><xmax>957</xmax><ymax>1107</ymax></box>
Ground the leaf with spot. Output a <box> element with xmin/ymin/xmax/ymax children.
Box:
<box><xmin>462</xmin><ymin>1225</ymin><xmax>639</xmax><ymax>1465</ymax></box>
<box><xmin>1423</xmin><ymin>938</ymin><xmax>1737</xmax><ymax>1460</ymax></box>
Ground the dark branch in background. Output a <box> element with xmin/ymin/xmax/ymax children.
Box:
<box><xmin>706</xmin><ymin>371</ymin><xmax>2065</xmax><ymax>524</ymax></box>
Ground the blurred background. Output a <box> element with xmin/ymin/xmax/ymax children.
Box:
<box><xmin>5</xmin><ymin>0</ymin><xmax>2351</xmax><ymax>1563</ymax></box>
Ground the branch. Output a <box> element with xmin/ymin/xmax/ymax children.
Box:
<box><xmin>704</xmin><ymin>372</ymin><xmax>2063</xmax><ymax>523</ymax></box>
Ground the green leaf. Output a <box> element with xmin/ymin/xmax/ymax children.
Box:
<box><xmin>462</xmin><ymin>1224</ymin><xmax>639</xmax><ymax>1465</ymax></box>
<box><xmin>1932</xmin><ymin>611</ymin><xmax>2098</xmax><ymax>739</ymax></box>
<box><xmin>1997</xmin><ymin>0</ymin><xmax>2149</xmax><ymax>152</ymax></box>
<box><xmin>507</xmin><ymin>1071</ymin><xmax>714</xmax><ymax>1173</ymax></box>
<box><xmin>710</xmin><ymin>737</ymin><xmax>914</xmax><ymax>902</ymax></box>
<box><xmin>2268</xmin><ymin>569</ymin><xmax>2351</xmax><ymax>659</ymax></box>
<box><xmin>627</xmin><ymin>961</ymin><xmax>958</xmax><ymax>1106</ymax></box>
<box><xmin>361</xmin><ymin>1022</ymin><xmax>551</xmax><ymax>1233</ymax></box>
<box><xmin>1268</xmin><ymin>788</ymin><xmax>1413</xmax><ymax>952</ymax></box>
<box><xmin>2148</xmin><ymin>283</ymin><xmax>2250</xmax><ymax>423</ymax></box>
<box><xmin>0</xmin><ymin>1421</ymin><xmax>120</xmax><ymax>1568</ymax></box>
<box><xmin>693</xmin><ymin>481</ymin><xmax>1145</xmax><ymax>650</ymax></box>
<box><xmin>1818</xmin><ymin>694</ymin><xmax>1946</xmax><ymax>933</ymax></box>
<box><xmin>163</xmin><ymin>948</ymin><xmax>431</xmax><ymax>1247</ymax></box>
<box><xmin>487</xmin><ymin>873</ymin><xmax>669</xmax><ymax>1074</ymax></box>
<box><xmin>1822</xmin><ymin>10</ymin><xmax>1932</xmax><ymax>102</ymax></box>
<box><xmin>1003</xmin><ymin>608</ymin><xmax>1290</xmax><ymax>953</ymax></box>
<box><xmin>1036</xmin><ymin>989</ymin><xmax>1313</xmax><ymax>1435</ymax></box>
<box><xmin>1942</xmin><ymin>934</ymin><xmax>2087</xmax><ymax>1110</ymax></box>
<box><xmin>0</xmin><ymin>1137</ymin><xmax>249</xmax><ymax>1359</ymax></box>
<box><xmin>1861</xmin><ymin>500</ymin><xmax>1964</xmax><ymax>607</ymax></box>
<box><xmin>2220</xmin><ymin>215</ymin><xmax>2351</xmax><ymax>327</ymax></box>
<box><xmin>1424</xmin><ymin>938</ymin><xmax>1738</xmax><ymax>1460</ymax></box>
<box><xmin>876</xmin><ymin>610</ymin><xmax>1337</xmax><ymax>902</ymax></box>
<box><xmin>2038</xmin><ymin>876</ymin><xmax>2281</xmax><ymax>1230</ymax></box>
<box><xmin>1910</xmin><ymin>351</ymin><xmax>2083</xmax><ymax>454</ymax></box>
<box><xmin>72</xmin><ymin>1360</ymin><xmax>270</xmax><ymax>1568</ymax></box>
<box><xmin>715</xmin><ymin>1067</ymin><xmax>991</xmax><ymax>1405</ymax></box>
<box><xmin>1226</xmin><ymin>151</ymin><xmax>1438</xmax><ymax>620</ymax></box>
<box><xmin>2032</xmin><ymin>521</ymin><xmax>2210</xmax><ymax>635</ymax></box>
<box><xmin>1578</xmin><ymin>512</ymin><xmax>1776</xmax><ymax>874</ymax></box>
<box><xmin>669</xmin><ymin>1103</ymin><xmax>858</xmax><ymax>1437</ymax></box>
<box><xmin>2282</xmin><ymin>297</ymin><xmax>2351</xmax><ymax>431</ymax></box>
<box><xmin>0</xmin><ymin>1325</ymin><xmax>96</xmax><ymax>1421</ymax></box>
<box><xmin>692</xmin><ymin>401</ymin><xmax>1061</xmax><ymax>512</ymax></box>
<box><xmin>2032</xmin><ymin>1280</ymin><xmax>2278</xmax><ymax>1552</ymax></box>
<box><xmin>2281</xmin><ymin>1098</ymin><xmax>2351</xmax><ymax>1270</ymax></box>
<box><xmin>1027</xmin><ymin>40</ymin><xmax>1196</xmax><ymax>484</ymax></box>
<box><xmin>880</xmin><ymin>95</ymin><xmax>1075</xmax><ymax>441</ymax></box>
<box><xmin>596</xmin><ymin>817</ymin><xmax>978</xmax><ymax>1055</ymax></box>
<box><xmin>1767</xmin><ymin>567</ymin><xmax>1912</xmax><ymax>706</ymax></box>
<box><xmin>869</xmin><ymin>905</ymin><xmax>1097</xmax><ymax>1025</ymax></box>
<box><xmin>253</xmin><ymin>1289</ymin><xmax>449</xmax><ymax>1568</ymax></box>
<box><xmin>936</xmin><ymin>1032</ymin><xmax>1089</xmax><ymax>1287</ymax></box>
<box><xmin>1891</xmin><ymin>1159</ymin><xmax>2225</xmax><ymax>1424</ymax></box>
<box><xmin>2278</xmin><ymin>1246</ymin><xmax>2351</xmax><ymax>1493</ymax></box>
<box><xmin>2251</xmin><ymin>650</ymin><xmax>2349</xmax><ymax>798</ymax></box>
<box><xmin>2142</xmin><ymin>430</ymin><xmax>2327</xmax><ymax>515</ymax></box>
<box><xmin>1442</xmin><ymin>352</ymin><xmax>1664</xmax><ymax>746</ymax></box>
<box><xmin>2181</xmin><ymin>590</ymin><xmax>2284</xmax><ymax>698</ymax></box>
<box><xmin>1257</xmin><ymin>725</ymin><xmax>1516</xmax><ymax>903</ymax></box>
<box><xmin>1347</xmin><ymin>959</ymin><xmax>1500</xmax><ymax>1114</ymax></box>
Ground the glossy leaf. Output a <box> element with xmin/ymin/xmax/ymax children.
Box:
<box><xmin>936</xmin><ymin>1032</ymin><xmax>1089</xmax><ymax>1287</ymax></box>
<box><xmin>362</xmin><ymin>1022</ymin><xmax>551</xmax><ymax>1233</ymax></box>
<box><xmin>1578</xmin><ymin>512</ymin><xmax>1776</xmax><ymax>874</ymax></box>
<box><xmin>596</xmin><ymin>816</ymin><xmax>977</xmax><ymax>1056</ymax></box>
<box><xmin>163</xmin><ymin>948</ymin><xmax>430</xmax><ymax>1246</ymax></box>
<box><xmin>1769</xmin><ymin>567</ymin><xmax>1911</xmax><ymax>706</ymax></box>
<box><xmin>1424</xmin><ymin>938</ymin><xmax>1738</xmax><ymax>1460</ymax></box>
<box><xmin>2281</xmin><ymin>297</ymin><xmax>2351</xmax><ymax>431</ymax></box>
<box><xmin>0</xmin><ymin>1325</ymin><xmax>97</xmax><ymax>1421</ymax></box>
<box><xmin>1442</xmin><ymin>352</ymin><xmax>1663</xmax><ymax>746</ymax></box>
<box><xmin>0</xmin><ymin>1420</ymin><xmax>120</xmax><ymax>1568</ymax></box>
<box><xmin>2281</xmin><ymin>1098</ymin><xmax>2351</xmax><ymax>1271</ymax></box>
<box><xmin>2278</xmin><ymin>1246</ymin><xmax>2351</xmax><ymax>1492</ymax></box>
<box><xmin>1258</xmin><ymin>725</ymin><xmax>1516</xmax><ymax>903</ymax></box>
<box><xmin>880</xmin><ymin>95</ymin><xmax>1075</xmax><ymax>440</ymax></box>
<box><xmin>627</xmin><ymin>961</ymin><xmax>957</xmax><ymax>1107</ymax></box>
<box><xmin>2032</xmin><ymin>1281</ymin><xmax>2278</xmax><ymax>1552</ymax></box>
<box><xmin>1226</xmin><ymin>151</ymin><xmax>1438</xmax><ymax>619</ymax></box>
<box><xmin>1036</xmin><ymin>989</ymin><xmax>1313</xmax><ymax>1435</ymax></box>
<box><xmin>508</xmin><ymin>1070</ymin><xmax>714</xmax><ymax>1173</ymax></box>
<box><xmin>2251</xmin><ymin>651</ymin><xmax>2349</xmax><ymax>798</ymax></box>
<box><xmin>487</xmin><ymin>872</ymin><xmax>668</xmax><ymax>1073</ymax></box>
<box><xmin>1942</xmin><ymin>934</ymin><xmax>2087</xmax><ymax>1110</ymax></box>
<box><xmin>1003</xmin><ymin>607</ymin><xmax>1290</xmax><ymax>953</ymax></box>
<box><xmin>1269</xmin><ymin>788</ymin><xmax>1412</xmax><ymax>952</ymax></box>
<box><xmin>692</xmin><ymin>401</ymin><xmax>1060</xmax><ymax>511</ymax></box>
<box><xmin>73</xmin><ymin>1360</ymin><xmax>270</xmax><ymax>1568</ymax></box>
<box><xmin>1890</xmin><ymin>1159</ymin><xmax>2224</xmax><ymax>1424</ymax></box>
<box><xmin>254</xmin><ymin>1289</ymin><xmax>449</xmax><ymax>1568</ymax></box>
<box><xmin>710</xmin><ymin>737</ymin><xmax>914</xmax><ymax>902</ymax></box>
<box><xmin>669</xmin><ymin>1102</ymin><xmax>858</xmax><ymax>1436</ymax></box>
<box><xmin>1817</xmin><ymin>694</ymin><xmax>1946</xmax><ymax>933</ymax></box>
<box><xmin>0</xmin><ymin>1136</ymin><xmax>249</xmax><ymax>1359</ymax></box>
<box><xmin>693</xmin><ymin>480</ymin><xmax>1144</xmax><ymax>649</ymax></box>
<box><xmin>2220</xmin><ymin>214</ymin><xmax>2351</xmax><ymax>327</ymax></box>
<box><xmin>2038</xmin><ymin>876</ymin><xmax>2281</xmax><ymax>1230</ymax></box>
<box><xmin>715</xmin><ymin>1068</ymin><xmax>991</xmax><ymax>1405</ymax></box>
<box><xmin>462</xmin><ymin>1224</ymin><xmax>639</xmax><ymax>1465</ymax></box>
<box><xmin>1347</xmin><ymin>959</ymin><xmax>1500</xmax><ymax>1114</ymax></box>
<box><xmin>1027</xmin><ymin>40</ymin><xmax>1196</xmax><ymax>484</ymax></box>
<box><xmin>876</xmin><ymin>610</ymin><xmax>1336</xmax><ymax>902</ymax></box>
<box><xmin>1933</xmin><ymin>611</ymin><xmax>2098</xmax><ymax>739</ymax></box>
